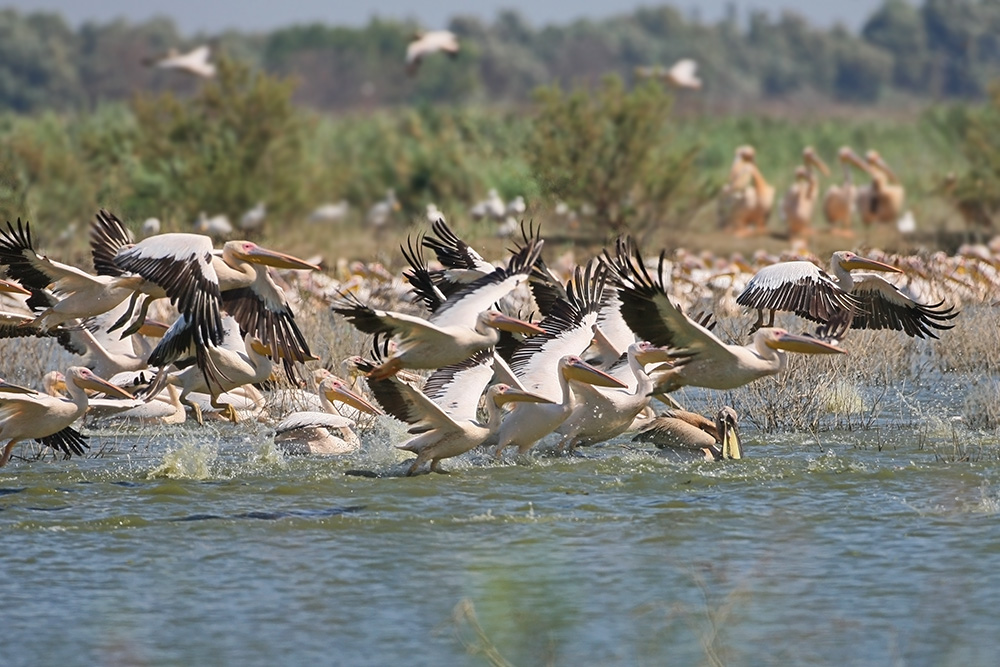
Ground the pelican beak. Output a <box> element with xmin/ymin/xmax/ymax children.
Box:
<box><xmin>634</xmin><ymin>344</ymin><xmax>675</xmax><ymax>365</ymax></box>
<box><xmin>0</xmin><ymin>279</ymin><xmax>30</xmax><ymax>296</ymax></box>
<box><xmin>136</xmin><ymin>319</ymin><xmax>170</xmax><ymax>338</ymax></box>
<box><xmin>240</xmin><ymin>245</ymin><xmax>321</xmax><ymax>271</ymax></box>
<box><xmin>326</xmin><ymin>383</ymin><xmax>383</xmax><ymax>416</ymax></box>
<box><xmin>564</xmin><ymin>358</ymin><xmax>629</xmax><ymax>388</ymax></box>
<box><xmin>249</xmin><ymin>340</ymin><xmax>273</xmax><ymax>357</ymax></box>
<box><xmin>486</xmin><ymin>312</ymin><xmax>545</xmax><ymax>336</ymax></box>
<box><xmin>843</xmin><ymin>149</ymin><xmax>869</xmax><ymax>172</ymax></box>
<box><xmin>840</xmin><ymin>256</ymin><xmax>903</xmax><ymax>273</ymax></box>
<box><xmin>870</xmin><ymin>154</ymin><xmax>899</xmax><ymax>183</ymax></box>
<box><xmin>0</xmin><ymin>378</ymin><xmax>36</xmax><ymax>395</ymax></box>
<box><xmin>768</xmin><ymin>331</ymin><xmax>846</xmax><ymax>355</ymax></box>
<box><xmin>78</xmin><ymin>374</ymin><xmax>135</xmax><ymax>400</ymax></box>
<box><xmin>719</xmin><ymin>414</ymin><xmax>742</xmax><ymax>460</ymax></box>
<box><xmin>807</xmin><ymin>150</ymin><xmax>830</xmax><ymax>177</ymax></box>
<box><xmin>493</xmin><ymin>387</ymin><xmax>554</xmax><ymax>406</ymax></box>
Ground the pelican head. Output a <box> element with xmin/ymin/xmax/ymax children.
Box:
<box><xmin>632</xmin><ymin>341</ymin><xmax>676</xmax><ymax>366</ymax></box>
<box><xmin>321</xmin><ymin>376</ymin><xmax>383</xmax><ymax>415</ymax></box>
<box><xmin>759</xmin><ymin>329</ymin><xmax>846</xmax><ymax>355</ymax></box>
<box><xmin>479</xmin><ymin>310</ymin><xmax>545</xmax><ymax>336</ymax></box>
<box><xmin>833</xmin><ymin>251</ymin><xmax>902</xmax><ymax>274</ymax></box>
<box><xmin>225</xmin><ymin>241</ymin><xmax>321</xmax><ymax>271</ymax></box>
<box><xmin>67</xmin><ymin>367</ymin><xmax>135</xmax><ymax>399</ymax></box>
<box><xmin>865</xmin><ymin>150</ymin><xmax>899</xmax><ymax>183</ymax></box>
<box><xmin>0</xmin><ymin>278</ymin><xmax>30</xmax><ymax>296</ymax></box>
<box><xmin>489</xmin><ymin>383</ymin><xmax>555</xmax><ymax>406</ymax></box>
<box><xmin>736</xmin><ymin>145</ymin><xmax>756</xmax><ymax>162</ymax></box>
<box><xmin>560</xmin><ymin>356</ymin><xmax>629</xmax><ymax>388</ymax></box>
<box><xmin>803</xmin><ymin>146</ymin><xmax>830</xmax><ymax>176</ymax></box>
<box><xmin>713</xmin><ymin>406</ymin><xmax>742</xmax><ymax>460</ymax></box>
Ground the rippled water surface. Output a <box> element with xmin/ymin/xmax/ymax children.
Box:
<box><xmin>4</xmin><ymin>417</ymin><xmax>1000</xmax><ymax>666</ymax></box>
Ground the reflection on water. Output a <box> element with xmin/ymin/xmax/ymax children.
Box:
<box><xmin>2</xmin><ymin>421</ymin><xmax>1000</xmax><ymax>665</ymax></box>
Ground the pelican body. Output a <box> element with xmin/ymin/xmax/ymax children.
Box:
<box><xmin>856</xmin><ymin>150</ymin><xmax>905</xmax><ymax>226</ymax></box>
<box><xmin>634</xmin><ymin>407</ymin><xmax>742</xmax><ymax>461</ymax></box>
<box><xmin>823</xmin><ymin>147</ymin><xmax>865</xmax><ymax>236</ymax></box>
<box><xmin>781</xmin><ymin>147</ymin><xmax>829</xmax><ymax>239</ymax></box>
<box><xmin>274</xmin><ymin>377</ymin><xmax>382</xmax><ymax>456</ymax></box>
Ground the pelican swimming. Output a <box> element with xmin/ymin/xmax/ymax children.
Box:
<box><xmin>274</xmin><ymin>376</ymin><xmax>383</xmax><ymax>456</ymax></box>
<box><xmin>604</xmin><ymin>238</ymin><xmax>845</xmax><ymax>394</ymax></box>
<box><xmin>0</xmin><ymin>367</ymin><xmax>134</xmax><ymax>467</ymax></box>
<box><xmin>736</xmin><ymin>250</ymin><xmax>958</xmax><ymax>338</ymax></box>
<box><xmin>633</xmin><ymin>407</ymin><xmax>742</xmax><ymax>461</ymax></box>
<box><xmin>333</xmin><ymin>241</ymin><xmax>544</xmax><ymax>379</ymax></box>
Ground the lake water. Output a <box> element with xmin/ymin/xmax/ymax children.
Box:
<box><xmin>3</xmin><ymin>413</ymin><xmax>1000</xmax><ymax>666</ymax></box>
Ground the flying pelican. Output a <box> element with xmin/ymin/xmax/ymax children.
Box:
<box><xmin>0</xmin><ymin>367</ymin><xmax>134</xmax><ymax>467</ymax></box>
<box><xmin>333</xmin><ymin>241</ymin><xmax>544</xmax><ymax>379</ymax></box>
<box><xmin>736</xmin><ymin>250</ymin><xmax>958</xmax><ymax>338</ymax></box>
<box><xmin>822</xmin><ymin>147</ymin><xmax>866</xmax><ymax>237</ymax></box>
<box><xmin>147</xmin><ymin>45</ymin><xmax>216</xmax><ymax>78</ymax></box>
<box><xmin>781</xmin><ymin>147</ymin><xmax>830</xmax><ymax>239</ymax></box>
<box><xmin>406</xmin><ymin>30</ymin><xmax>460</xmax><ymax>76</ymax></box>
<box><xmin>274</xmin><ymin>376</ymin><xmax>383</xmax><ymax>456</ymax></box>
<box><xmin>633</xmin><ymin>407</ymin><xmax>742</xmax><ymax>461</ymax></box>
<box><xmin>635</xmin><ymin>59</ymin><xmax>702</xmax><ymax>89</ymax></box>
<box><xmin>603</xmin><ymin>238</ymin><xmax>844</xmax><ymax>394</ymax></box>
<box><xmin>92</xmin><ymin>210</ymin><xmax>319</xmax><ymax>379</ymax></box>
<box><xmin>857</xmin><ymin>150</ymin><xmax>905</xmax><ymax>226</ymax></box>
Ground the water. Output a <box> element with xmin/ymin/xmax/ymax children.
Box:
<box><xmin>3</xmin><ymin>420</ymin><xmax>1000</xmax><ymax>666</ymax></box>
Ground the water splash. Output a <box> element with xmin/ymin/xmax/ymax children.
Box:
<box><xmin>146</xmin><ymin>441</ymin><xmax>219</xmax><ymax>480</ymax></box>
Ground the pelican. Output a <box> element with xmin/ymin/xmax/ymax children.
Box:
<box><xmin>635</xmin><ymin>59</ymin><xmax>701</xmax><ymax>89</ymax></box>
<box><xmin>0</xmin><ymin>278</ymin><xmax>29</xmax><ymax>297</ymax></box>
<box><xmin>147</xmin><ymin>45</ymin><xmax>215</xmax><ymax>78</ymax></box>
<box><xmin>94</xmin><ymin>210</ymin><xmax>319</xmax><ymax>379</ymax></box>
<box><xmin>333</xmin><ymin>241</ymin><xmax>544</xmax><ymax>379</ymax></box>
<box><xmin>0</xmin><ymin>367</ymin><xmax>134</xmax><ymax>467</ymax></box>
<box><xmin>718</xmin><ymin>146</ymin><xmax>772</xmax><ymax>236</ymax></box>
<box><xmin>366</xmin><ymin>189</ymin><xmax>400</xmax><ymax>226</ymax></box>
<box><xmin>633</xmin><ymin>407</ymin><xmax>742</xmax><ymax>461</ymax></box>
<box><xmin>307</xmin><ymin>201</ymin><xmax>350</xmax><ymax>224</ymax></box>
<box><xmin>274</xmin><ymin>376</ymin><xmax>383</xmax><ymax>456</ymax></box>
<box><xmin>406</xmin><ymin>30</ymin><xmax>460</xmax><ymax>76</ymax></box>
<box><xmin>736</xmin><ymin>251</ymin><xmax>958</xmax><ymax>338</ymax></box>
<box><xmin>239</xmin><ymin>202</ymin><xmax>266</xmax><ymax>232</ymax></box>
<box><xmin>781</xmin><ymin>147</ymin><xmax>829</xmax><ymax>239</ymax></box>
<box><xmin>823</xmin><ymin>147</ymin><xmax>865</xmax><ymax>237</ymax></box>
<box><xmin>603</xmin><ymin>239</ymin><xmax>844</xmax><ymax>394</ymax></box>
<box><xmin>857</xmin><ymin>150</ymin><xmax>905</xmax><ymax>226</ymax></box>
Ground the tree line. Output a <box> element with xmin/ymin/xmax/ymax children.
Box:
<box><xmin>3</xmin><ymin>0</ymin><xmax>1000</xmax><ymax>113</ymax></box>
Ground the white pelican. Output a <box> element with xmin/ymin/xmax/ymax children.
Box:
<box><xmin>406</xmin><ymin>30</ymin><xmax>460</xmax><ymax>76</ymax></box>
<box><xmin>239</xmin><ymin>202</ymin><xmax>266</xmax><ymax>232</ymax></box>
<box><xmin>151</xmin><ymin>316</ymin><xmax>273</xmax><ymax>425</ymax></box>
<box><xmin>781</xmin><ymin>147</ymin><xmax>830</xmax><ymax>239</ymax></box>
<box><xmin>857</xmin><ymin>150</ymin><xmax>905</xmax><ymax>226</ymax></box>
<box><xmin>148</xmin><ymin>45</ymin><xmax>216</xmax><ymax>78</ymax></box>
<box><xmin>307</xmin><ymin>201</ymin><xmax>350</xmax><ymax>224</ymax></box>
<box><xmin>333</xmin><ymin>241</ymin><xmax>544</xmax><ymax>378</ymax></box>
<box><xmin>0</xmin><ymin>367</ymin><xmax>134</xmax><ymax>467</ymax></box>
<box><xmin>604</xmin><ymin>239</ymin><xmax>845</xmax><ymax>394</ymax></box>
<box><xmin>635</xmin><ymin>59</ymin><xmax>701</xmax><ymax>89</ymax></box>
<box><xmin>823</xmin><ymin>147</ymin><xmax>865</xmax><ymax>236</ymax></box>
<box><xmin>366</xmin><ymin>189</ymin><xmax>400</xmax><ymax>227</ymax></box>
<box><xmin>633</xmin><ymin>407</ymin><xmax>742</xmax><ymax>461</ymax></box>
<box><xmin>274</xmin><ymin>376</ymin><xmax>383</xmax><ymax>456</ymax></box>
<box><xmin>0</xmin><ymin>278</ymin><xmax>29</xmax><ymax>297</ymax></box>
<box><xmin>93</xmin><ymin>210</ymin><xmax>320</xmax><ymax>378</ymax></box>
<box><xmin>736</xmin><ymin>250</ymin><xmax>958</xmax><ymax>338</ymax></box>
<box><xmin>718</xmin><ymin>145</ymin><xmax>770</xmax><ymax>236</ymax></box>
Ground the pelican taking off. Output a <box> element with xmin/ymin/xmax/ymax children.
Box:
<box><xmin>736</xmin><ymin>251</ymin><xmax>958</xmax><ymax>338</ymax></box>
<box><xmin>274</xmin><ymin>376</ymin><xmax>382</xmax><ymax>456</ymax></box>
<box><xmin>633</xmin><ymin>407</ymin><xmax>742</xmax><ymax>461</ymax></box>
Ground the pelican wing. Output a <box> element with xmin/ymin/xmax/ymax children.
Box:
<box><xmin>331</xmin><ymin>294</ymin><xmax>456</xmax><ymax>343</ymax></box>
<box><xmin>275</xmin><ymin>411</ymin><xmax>355</xmax><ymax>435</ymax></box>
<box><xmin>849</xmin><ymin>274</ymin><xmax>958</xmax><ymax>339</ymax></box>
<box><xmin>509</xmin><ymin>262</ymin><xmax>605</xmax><ymax>399</ymax></box>
<box><xmin>114</xmin><ymin>233</ymin><xmax>224</xmax><ymax>346</ymax></box>
<box><xmin>401</xmin><ymin>233</ymin><xmax>448</xmax><ymax>313</ymax></box>
<box><xmin>0</xmin><ymin>311</ymin><xmax>85</xmax><ymax>355</ymax></box>
<box><xmin>422</xmin><ymin>219</ymin><xmax>493</xmax><ymax>274</ymax></box>
<box><xmin>366</xmin><ymin>373</ymin><xmax>461</xmax><ymax>435</ymax></box>
<box><xmin>429</xmin><ymin>240</ymin><xmax>542</xmax><ymax>329</ymax></box>
<box><xmin>421</xmin><ymin>349</ymin><xmax>495</xmax><ymax>421</ymax></box>
<box><xmin>0</xmin><ymin>219</ymin><xmax>104</xmax><ymax>293</ymax></box>
<box><xmin>736</xmin><ymin>260</ymin><xmax>861</xmax><ymax>324</ymax></box>
<box><xmin>36</xmin><ymin>425</ymin><xmax>89</xmax><ymax>458</ymax></box>
<box><xmin>90</xmin><ymin>209</ymin><xmax>134</xmax><ymax>277</ymax></box>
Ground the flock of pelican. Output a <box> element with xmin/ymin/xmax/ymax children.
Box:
<box><xmin>720</xmin><ymin>145</ymin><xmax>907</xmax><ymax>239</ymax></box>
<box><xmin>0</xmin><ymin>210</ymin><xmax>964</xmax><ymax>475</ymax></box>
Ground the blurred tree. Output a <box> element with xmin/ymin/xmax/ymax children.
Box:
<box><xmin>862</xmin><ymin>0</ymin><xmax>929</xmax><ymax>92</ymax></box>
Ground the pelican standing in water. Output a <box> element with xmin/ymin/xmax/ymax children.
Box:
<box><xmin>0</xmin><ymin>367</ymin><xmax>134</xmax><ymax>467</ymax></box>
<box><xmin>736</xmin><ymin>251</ymin><xmax>958</xmax><ymax>338</ymax></box>
<box><xmin>633</xmin><ymin>407</ymin><xmax>742</xmax><ymax>461</ymax></box>
<box><xmin>274</xmin><ymin>376</ymin><xmax>383</xmax><ymax>456</ymax></box>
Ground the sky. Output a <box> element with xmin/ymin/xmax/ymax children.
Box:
<box><xmin>6</xmin><ymin>0</ymin><xmax>890</xmax><ymax>34</ymax></box>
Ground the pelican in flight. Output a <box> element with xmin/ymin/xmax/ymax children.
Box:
<box><xmin>0</xmin><ymin>367</ymin><xmax>134</xmax><ymax>467</ymax></box>
<box><xmin>823</xmin><ymin>147</ymin><xmax>866</xmax><ymax>237</ymax></box>
<box><xmin>633</xmin><ymin>407</ymin><xmax>742</xmax><ymax>461</ymax></box>
<box><xmin>406</xmin><ymin>30</ymin><xmax>459</xmax><ymax>75</ymax></box>
<box><xmin>736</xmin><ymin>251</ymin><xmax>958</xmax><ymax>338</ymax></box>
<box><xmin>781</xmin><ymin>147</ymin><xmax>829</xmax><ymax>239</ymax></box>
<box><xmin>147</xmin><ymin>45</ymin><xmax>216</xmax><ymax>78</ymax></box>
<box><xmin>333</xmin><ymin>241</ymin><xmax>544</xmax><ymax>379</ymax></box>
<box><xmin>635</xmin><ymin>58</ymin><xmax>702</xmax><ymax>89</ymax></box>
<box><xmin>274</xmin><ymin>376</ymin><xmax>383</xmax><ymax>456</ymax></box>
<box><xmin>604</xmin><ymin>238</ymin><xmax>844</xmax><ymax>394</ymax></box>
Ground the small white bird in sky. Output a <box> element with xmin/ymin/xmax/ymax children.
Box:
<box><xmin>406</xmin><ymin>30</ymin><xmax>460</xmax><ymax>76</ymax></box>
<box><xmin>148</xmin><ymin>45</ymin><xmax>216</xmax><ymax>78</ymax></box>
